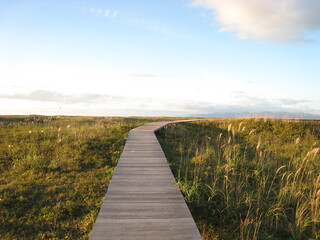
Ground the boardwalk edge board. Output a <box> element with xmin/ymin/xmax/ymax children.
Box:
<box><xmin>89</xmin><ymin>120</ymin><xmax>202</xmax><ymax>240</ymax></box>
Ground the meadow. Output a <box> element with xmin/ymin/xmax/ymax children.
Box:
<box><xmin>0</xmin><ymin>115</ymin><xmax>177</xmax><ymax>240</ymax></box>
<box><xmin>157</xmin><ymin>119</ymin><xmax>320</xmax><ymax>240</ymax></box>
<box><xmin>2</xmin><ymin>116</ymin><xmax>319</xmax><ymax>240</ymax></box>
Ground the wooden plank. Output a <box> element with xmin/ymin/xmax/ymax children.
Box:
<box><xmin>89</xmin><ymin>121</ymin><xmax>201</xmax><ymax>240</ymax></box>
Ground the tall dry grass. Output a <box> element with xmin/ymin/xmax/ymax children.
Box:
<box><xmin>157</xmin><ymin>119</ymin><xmax>320</xmax><ymax>239</ymax></box>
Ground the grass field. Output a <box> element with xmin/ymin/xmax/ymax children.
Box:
<box><xmin>2</xmin><ymin>116</ymin><xmax>319</xmax><ymax>239</ymax></box>
<box><xmin>0</xmin><ymin>115</ymin><xmax>178</xmax><ymax>240</ymax></box>
<box><xmin>157</xmin><ymin>119</ymin><xmax>320</xmax><ymax>240</ymax></box>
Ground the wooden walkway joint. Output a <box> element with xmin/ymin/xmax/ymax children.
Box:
<box><xmin>89</xmin><ymin>121</ymin><xmax>202</xmax><ymax>240</ymax></box>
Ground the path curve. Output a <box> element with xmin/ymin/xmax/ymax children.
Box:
<box><xmin>89</xmin><ymin>121</ymin><xmax>202</xmax><ymax>240</ymax></box>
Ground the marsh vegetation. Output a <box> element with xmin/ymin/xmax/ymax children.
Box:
<box><xmin>157</xmin><ymin>119</ymin><xmax>320</xmax><ymax>240</ymax></box>
<box><xmin>2</xmin><ymin>116</ymin><xmax>319</xmax><ymax>239</ymax></box>
<box><xmin>0</xmin><ymin>115</ymin><xmax>176</xmax><ymax>239</ymax></box>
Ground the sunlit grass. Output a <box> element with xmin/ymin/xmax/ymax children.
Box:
<box><xmin>0</xmin><ymin>115</ymin><xmax>178</xmax><ymax>239</ymax></box>
<box><xmin>157</xmin><ymin>118</ymin><xmax>320</xmax><ymax>240</ymax></box>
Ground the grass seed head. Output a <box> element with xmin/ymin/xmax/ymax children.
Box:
<box><xmin>249</xmin><ymin>129</ymin><xmax>256</xmax><ymax>136</ymax></box>
<box><xmin>232</xmin><ymin>128</ymin><xmax>236</xmax><ymax>137</ymax></box>
<box><xmin>238</xmin><ymin>122</ymin><xmax>243</xmax><ymax>131</ymax></box>
<box><xmin>311</xmin><ymin>147</ymin><xmax>319</xmax><ymax>156</ymax></box>
<box><xmin>256</xmin><ymin>141</ymin><xmax>261</xmax><ymax>150</ymax></box>
<box><xmin>218</xmin><ymin>132</ymin><xmax>223</xmax><ymax>141</ymax></box>
<box><xmin>276</xmin><ymin>165</ymin><xmax>286</xmax><ymax>175</ymax></box>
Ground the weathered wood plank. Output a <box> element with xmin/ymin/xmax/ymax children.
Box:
<box><xmin>89</xmin><ymin>121</ymin><xmax>201</xmax><ymax>240</ymax></box>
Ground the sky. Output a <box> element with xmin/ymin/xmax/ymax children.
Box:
<box><xmin>0</xmin><ymin>0</ymin><xmax>320</xmax><ymax>116</ymax></box>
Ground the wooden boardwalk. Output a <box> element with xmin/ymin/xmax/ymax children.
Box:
<box><xmin>89</xmin><ymin>121</ymin><xmax>201</xmax><ymax>240</ymax></box>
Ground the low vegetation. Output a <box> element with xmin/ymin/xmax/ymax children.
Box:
<box><xmin>157</xmin><ymin>119</ymin><xmax>320</xmax><ymax>240</ymax></box>
<box><xmin>0</xmin><ymin>115</ymin><xmax>176</xmax><ymax>239</ymax></box>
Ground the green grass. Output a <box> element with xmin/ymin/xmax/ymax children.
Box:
<box><xmin>157</xmin><ymin>118</ymin><xmax>320</xmax><ymax>240</ymax></box>
<box><xmin>0</xmin><ymin>115</ymin><xmax>179</xmax><ymax>240</ymax></box>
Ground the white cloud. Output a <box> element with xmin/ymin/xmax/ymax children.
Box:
<box><xmin>192</xmin><ymin>0</ymin><xmax>320</xmax><ymax>42</ymax></box>
<box><xmin>275</xmin><ymin>98</ymin><xmax>310</xmax><ymax>105</ymax></box>
<box><xmin>1</xmin><ymin>90</ymin><xmax>318</xmax><ymax>116</ymax></box>
<box><xmin>165</xmin><ymin>96</ymin><xmax>320</xmax><ymax>116</ymax></box>
<box><xmin>85</xmin><ymin>7</ymin><xmax>116</xmax><ymax>18</ymax></box>
<box><xmin>0</xmin><ymin>90</ymin><xmax>118</xmax><ymax>104</ymax></box>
